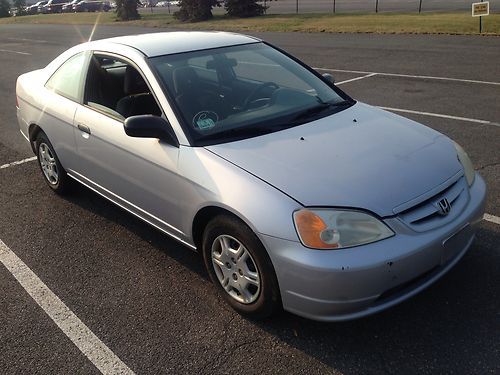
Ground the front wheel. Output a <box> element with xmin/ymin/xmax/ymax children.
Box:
<box><xmin>35</xmin><ymin>132</ymin><xmax>70</xmax><ymax>194</ymax></box>
<box><xmin>202</xmin><ymin>215</ymin><xmax>281</xmax><ymax>319</ymax></box>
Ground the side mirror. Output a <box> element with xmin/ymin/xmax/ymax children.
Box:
<box><xmin>322</xmin><ymin>73</ymin><xmax>335</xmax><ymax>84</ymax></box>
<box><xmin>124</xmin><ymin>115</ymin><xmax>179</xmax><ymax>147</ymax></box>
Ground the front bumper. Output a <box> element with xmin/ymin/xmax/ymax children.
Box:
<box><xmin>259</xmin><ymin>174</ymin><xmax>486</xmax><ymax>322</ymax></box>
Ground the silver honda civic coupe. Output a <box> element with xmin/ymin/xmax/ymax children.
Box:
<box><xmin>16</xmin><ymin>32</ymin><xmax>486</xmax><ymax>321</ymax></box>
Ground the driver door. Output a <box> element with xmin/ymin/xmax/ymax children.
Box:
<box><xmin>71</xmin><ymin>52</ymin><xmax>188</xmax><ymax>241</ymax></box>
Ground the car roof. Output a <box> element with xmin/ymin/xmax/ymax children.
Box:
<box><xmin>96</xmin><ymin>31</ymin><xmax>261</xmax><ymax>58</ymax></box>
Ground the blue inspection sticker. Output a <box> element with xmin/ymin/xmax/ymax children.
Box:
<box><xmin>193</xmin><ymin>111</ymin><xmax>219</xmax><ymax>130</ymax></box>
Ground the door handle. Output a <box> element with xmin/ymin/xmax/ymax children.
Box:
<box><xmin>77</xmin><ymin>123</ymin><xmax>91</xmax><ymax>135</ymax></box>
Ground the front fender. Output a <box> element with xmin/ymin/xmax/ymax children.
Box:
<box><xmin>178</xmin><ymin>146</ymin><xmax>302</xmax><ymax>243</ymax></box>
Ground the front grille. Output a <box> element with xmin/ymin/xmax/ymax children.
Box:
<box><xmin>397</xmin><ymin>175</ymin><xmax>469</xmax><ymax>232</ymax></box>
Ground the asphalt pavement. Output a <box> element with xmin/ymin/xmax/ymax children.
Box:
<box><xmin>0</xmin><ymin>24</ymin><xmax>499</xmax><ymax>374</ymax></box>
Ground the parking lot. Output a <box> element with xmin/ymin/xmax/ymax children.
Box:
<box><xmin>0</xmin><ymin>24</ymin><xmax>499</xmax><ymax>374</ymax></box>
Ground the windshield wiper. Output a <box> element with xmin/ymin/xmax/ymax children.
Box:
<box><xmin>291</xmin><ymin>100</ymin><xmax>351</xmax><ymax>122</ymax></box>
<box><xmin>199</xmin><ymin>125</ymin><xmax>276</xmax><ymax>143</ymax></box>
<box><xmin>197</xmin><ymin>100</ymin><xmax>352</xmax><ymax>145</ymax></box>
<box><xmin>199</xmin><ymin>122</ymin><xmax>297</xmax><ymax>144</ymax></box>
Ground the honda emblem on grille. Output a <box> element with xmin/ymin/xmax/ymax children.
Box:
<box><xmin>436</xmin><ymin>198</ymin><xmax>451</xmax><ymax>216</ymax></box>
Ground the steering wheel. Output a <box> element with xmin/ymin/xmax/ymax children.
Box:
<box><xmin>242</xmin><ymin>82</ymin><xmax>279</xmax><ymax>110</ymax></box>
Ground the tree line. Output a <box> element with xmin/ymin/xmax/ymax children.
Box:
<box><xmin>1</xmin><ymin>0</ymin><xmax>26</xmax><ymax>17</ymax></box>
<box><xmin>116</xmin><ymin>0</ymin><xmax>267</xmax><ymax>22</ymax></box>
<box><xmin>175</xmin><ymin>0</ymin><xmax>266</xmax><ymax>22</ymax></box>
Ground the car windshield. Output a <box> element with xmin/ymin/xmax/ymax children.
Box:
<box><xmin>149</xmin><ymin>42</ymin><xmax>354</xmax><ymax>145</ymax></box>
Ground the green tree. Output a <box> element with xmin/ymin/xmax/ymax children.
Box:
<box><xmin>175</xmin><ymin>0</ymin><xmax>219</xmax><ymax>22</ymax></box>
<box><xmin>0</xmin><ymin>0</ymin><xmax>11</xmax><ymax>18</ymax></box>
<box><xmin>225</xmin><ymin>0</ymin><xmax>265</xmax><ymax>17</ymax></box>
<box><xmin>115</xmin><ymin>0</ymin><xmax>140</xmax><ymax>21</ymax></box>
<box><xmin>13</xmin><ymin>0</ymin><xmax>26</xmax><ymax>16</ymax></box>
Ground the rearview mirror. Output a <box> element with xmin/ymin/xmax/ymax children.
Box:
<box><xmin>322</xmin><ymin>73</ymin><xmax>335</xmax><ymax>84</ymax></box>
<box><xmin>124</xmin><ymin>115</ymin><xmax>179</xmax><ymax>147</ymax></box>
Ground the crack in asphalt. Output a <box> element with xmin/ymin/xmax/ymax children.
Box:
<box><xmin>198</xmin><ymin>314</ymin><xmax>266</xmax><ymax>373</ymax></box>
<box><xmin>198</xmin><ymin>314</ymin><xmax>238</xmax><ymax>373</ymax></box>
<box><xmin>210</xmin><ymin>337</ymin><xmax>264</xmax><ymax>373</ymax></box>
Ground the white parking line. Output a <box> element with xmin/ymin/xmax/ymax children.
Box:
<box><xmin>0</xmin><ymin>239</ymin><xmax>135</xmax><ymax>375</ymax></box>
<box><xmin>0</xmin><ymin>48</ymin><xmax>32</xmax><ymax>56</ymax></box>
<box><xmin>379</xmin><ymin>106</ymin><xmax>500</xmax><ymax>127</ymax></box>
<box><xmin>315</xmin><ymin>67</ymin><xmax>500</xmax><ymax>86</ymax></box>
<box><xmin>239</xmin><ymin>61</ymin><xmax>499</xmax><ymax>86</ymax></box>
<box><xmin>484</xmin><ymin>214</ymin><xmax>500</xmax><ymax>225</ymax></box>
<box><xmin>0</xmin><ymin>156</ymin><xmax>37</xmax><ymax>169</ymax></box>
<box><xmin>5</xmin><ymin>37</ymin><xmax>48</xmax><ymax>43</ymax></box>
<box><xmin>336</xmin><ymin>73</ymin><xmax>377</xmax><ymax>85</ymax></box>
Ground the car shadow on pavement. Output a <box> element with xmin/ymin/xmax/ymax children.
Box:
<box><xmin>61</xmin><ymin>181</ymin><xmax>210</xmax><ymax>282</ymax></box>
<box><xmin>62</xmin><ymin>183</ymin><xmax>499</xmax><ymax>372</ymax></box>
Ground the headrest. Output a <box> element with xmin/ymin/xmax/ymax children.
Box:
<box><xmin>172</xmin><ymin>66</ymin><xmax>199</xmax><ymax>96</ymax></box>
<box><xmin>124</xmin><ymin>66</ymin><xmax>148</xmax><ymax>95</ymax></box>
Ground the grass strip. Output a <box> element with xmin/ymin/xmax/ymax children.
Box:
<box><xmin>1</xmin><ymin>12</ymin><xmax>499</xmax><ymax>35</ymax></box>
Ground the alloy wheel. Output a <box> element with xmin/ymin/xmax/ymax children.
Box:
<box><xmin>38</xmin><ymin>143</ymin><xmax>59</xmax><ymax>185</ymax></box>
<box><xmin>211</xmin><ymin>235</ymin><xmax>261</xmax><ymax>304</ymax></box>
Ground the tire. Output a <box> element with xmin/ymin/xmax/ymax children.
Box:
<box><xmin>202</xmin><ymin>214</ymin><xmax>281</xmax><ymax>319</ymax></box>
<box><xmin>35</xmin><ymin>132</ymin><xmax>70</xmax><ymax>194</ymax></box>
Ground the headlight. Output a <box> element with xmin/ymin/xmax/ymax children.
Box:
<box><xmin>293</xmin><ymin>209</ymin><xmax>394</xmax><ymax>250</ymax></box>
<box><xmin>454</xmin><ymin>142</ymin><xmax>475</xmax><ymax>186</ymax></box>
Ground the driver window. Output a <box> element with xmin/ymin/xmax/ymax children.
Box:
<box><xmin>84</xmin><ymin>54</ymin><xmax>162</xmax><ymax>120</ymax></box>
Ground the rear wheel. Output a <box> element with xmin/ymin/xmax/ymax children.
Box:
<box><xmin>202</xmin><ymin>215</ymin><xmax>281</xmax><ymax>319</ymax></box>
<box><xmin>35</xmin><ymin>132</ymin><xmax>70</xmax><ymax>194</ymax></box>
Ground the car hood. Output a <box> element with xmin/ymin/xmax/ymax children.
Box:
<box><xmin>206</xmin><ymin>102</ymin><xmax>462</xmax><ymax>217</ymax></box>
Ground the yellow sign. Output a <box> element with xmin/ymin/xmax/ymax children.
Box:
<box><xmin>472</xmin><ymin>2</ymin><xmax>489</xmax><ymax>17</ymax></box>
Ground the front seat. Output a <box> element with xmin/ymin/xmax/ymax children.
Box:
<box><xmin>172</xmin><ymin>66</ymin><xmax>204</xmax><ymax>122</ymax></box>
<box><xmin>116</xmin><ymin>66</ymin><xmax>161</xmax><ymax>118</ymax></box>
<box><xmin>86</xmin><ymin>56</ymin><xmax>115</xmax><ymax>109</ymax></box>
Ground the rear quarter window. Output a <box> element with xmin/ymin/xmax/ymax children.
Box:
<box><xmin>45</xmin><ymin>51</ymin><xmax>89</xmax><ymax>102</ymax></box>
